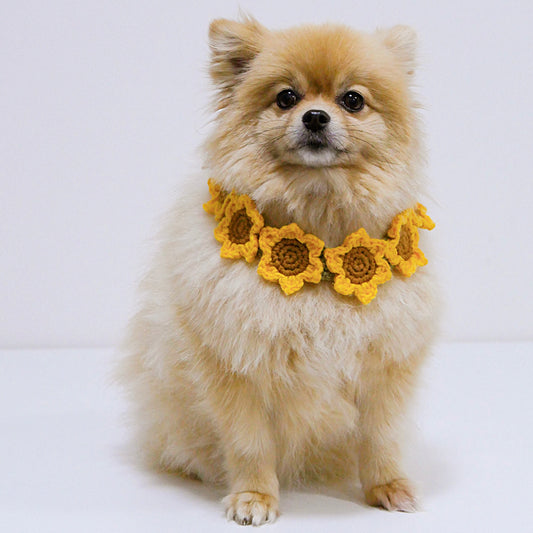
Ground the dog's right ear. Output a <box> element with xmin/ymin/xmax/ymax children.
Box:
<box><xmin>208</xmin><ymin>16</ymin><xmax>265</xmax><ymax>106</ymax></box>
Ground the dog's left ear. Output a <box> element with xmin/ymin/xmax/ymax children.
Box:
<box><xmin>377</xmin><ymin>25</ymin><xmax>417</xmax><ymax>76</ymax></box>
<box><xmin>208</xmin><ymin>15</ymin><xmax>266</xmax><ymax>104</ymax></box>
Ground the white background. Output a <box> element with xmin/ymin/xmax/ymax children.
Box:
<box><xmin>2</xmin><ymin>0</ymin><xmax>533</xmax><ymax>348</ymax></box>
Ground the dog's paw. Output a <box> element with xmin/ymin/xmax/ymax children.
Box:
<box><xmin>223</xmin><ymin>491</ymin><xmax>279</xmax><ymax>526</ymax></box>
<box><xmin>365</xmin><ymin>479</ymin><xmax>418</xmax><ymax>512</ymax></box>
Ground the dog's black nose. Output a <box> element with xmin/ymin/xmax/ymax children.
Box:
<box><xmin>302</xmin><ymin>110</ymin><xmax>330</xmax><ymax>132</ymax></box>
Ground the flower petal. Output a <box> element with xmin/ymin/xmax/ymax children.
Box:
<box><xmin>414</xmin><ymin>203</ymin><xmax>435</xmax><ymax>230</ymax></box>
<box><xmin>353</xmin><ymin>282</ymin><xmax>379</xmax><ymax>305</ymax></box>
<box><xmin>279</xmin><ymin>275</ymin><xmax>305</xmax><ymax>295</ymax></box>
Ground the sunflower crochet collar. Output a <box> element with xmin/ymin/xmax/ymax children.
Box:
<box><xmin>203</xmin><ymin>179</ymin><xmax>435</xmax><ymax>304</ymax></box>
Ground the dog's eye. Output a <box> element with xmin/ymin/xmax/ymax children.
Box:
<box><xmin>276</xmin><ymin>89</ymin><xmax>300</xmax><ymax>110</ymax></box>
<box><xmin>340</xmin><ymin>91</ymin><xmax>365</xmax><ymax>113</ymax></box>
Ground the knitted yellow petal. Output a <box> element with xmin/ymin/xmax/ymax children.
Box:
<box><xmin>202</xmin><ymin>178</ymin><xmax>220</xmax><ymax>214</ymax></box>
<box><xmin>373</xmin><ymin>256</ymin><xmax>394</xmax><ymax>285</ymax></box>
<box><xmin>387</xmin><ymin>208</ymin><xmax>413</xmax><ymax>240</ymax></box>
<box><xmin>394</xmin><ymin>248</ymin><xmax>428</xmax><ymax>277</ymax></box>
<box><xmin>414</xmin><ymin>203</ymin><xmax>435</xmax><ymax>230</ymax></box>
<box><xmin>303</xmin><ymin>255</ymin><xmax>324</xmax><ymax>284</ymax></box>
<box><xmin>323</xmin><ymin>246</ymin><xmax>348</xmax><ymax>275</ymax></box>
<box><xmin>259</xmin><ymin>225</ymin><xmax>285</xmax><ymax>248</ymax></box>
<box><xmin>351</xmin><ymin>257</ymin><xmax>391</xmax><ymax>304</ymax></box>
<box><xmin>214</xmin><ymin>191</ymin><xmax>238</xmax><ymax>221</ymax></box>
<box><xmin>366</xmin><ymin>238</ymin><xmax>390</xmax><ymax>257</ymax></box>
<box><xmin>203</xmin><ymin>179</ymin><xmax>229</xmax><ymax>220</ymax></box>
<box><xmin>256</xmin><ymin>260</ymin><xmax>280</xmax><ymax>282</ymax></box>
<box><xmin>333</xmin><ymin>274</ymin><xmax>356</xmax><ymax>296</ymax></box>
<box><xmin>263</xmin><ymin>223</ymin><xmax>304</xmax><ymax>242</ymax></box>
<box><xmin>218</xmin><ymin>239</ymin><xmax>257</xmax><ymax>262</ymax></box>
<box><xmin>218</xmin><ymin>240</ymin><xmax>241</xmax><ymax>260</ymax></box>
<box><xmin>343</xmin><ymin>227</ymin><xmax>371</xmax><ymax>249</ymax></box>
<box><xmin>352</xmin><ymin>283</ymin><xmax>379</xmax><ymax>305</ymax></box>
<box><xmin>300</xmin><ymin>233</ymin><xmax>326</xmax><ymax>258</ymax></box>
<box><xmin>278</xmin><ymin>276</ymin><xmax>305</xmax><ymax>296</ymax></box>
<box><xmin>299</xmin><ymin>233</ymin><xmax>325</xmax><ymax>284</ymax></box>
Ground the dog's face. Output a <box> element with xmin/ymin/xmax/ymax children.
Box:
<box><xmin>206</xmin><ymin>18</ymin><xmax>422</xmax><ymax>239</ymax></box>
<box><xmin>234</xmin><ymin>25</ymin><xmax>417</xmax><ymax>171</ymax></box>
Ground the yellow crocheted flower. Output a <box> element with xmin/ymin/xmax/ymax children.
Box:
<box><xmin>385</xmin><ymin>207</ymin><xmax>428</xmax><ymax>277</ymax></box>
<box><xmin>257</xmin><ymin>223</ymin><xmax>324</xmax><ymax>295</ymax></box>
<box><xmin>203</xmin><ymin>179</ymin><xmax>228</xmax><ymax>221</ymax></box>
<box><xmin>214</xmin><ymin>193</ymin><xmax>264</xmax><ymax>263</ymax></box>
<box><xmin>324</xmin><ymin>228</ymin><xmax>392</xmax><ymax>304</ymax></box>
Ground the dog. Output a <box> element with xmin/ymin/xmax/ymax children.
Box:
<box><xmin>118</xmin><ymin>15</ymin><xmax>439</xmax><ymax>526</ymax></box>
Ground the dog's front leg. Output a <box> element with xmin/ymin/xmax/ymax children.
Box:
<box><xmin>211</xmin><ymin>372</ymin><xmax>279</xmax><ymax>526</ymax></box>
<box><xmin>356</xmin><ymin>353</ymin><xmax>424</xmax><ymax>512</ymax></box>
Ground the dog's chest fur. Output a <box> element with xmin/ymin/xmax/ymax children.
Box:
<box><xmin>149</xmin><ymin>176</ymin><xmax>436</xmax><ymax>384</ymax></box>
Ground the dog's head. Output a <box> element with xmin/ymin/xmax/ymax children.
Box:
<box><xmin>205</xmin><ymin>16</ymin><xmax>423</xmax><ymax>236</ymax></box>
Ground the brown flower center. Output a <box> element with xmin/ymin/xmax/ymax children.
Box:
<box><xmin>228</xmin><ymin>208</ymin><xmax>253</xmax><ymax>244</ymax></box>
<box><xmin>271</xmin><ymin>238</ymin><xmax>309</xmax><ymax>276</ymax></box>
<box><xmin>397</xmin><ymin>226</ymin><xmax>413</xmax><ymax>261</ymax></box>
<box><xmin>342</xmin><ymin>246</ymin><xmax>377</xmax><ymax>284</ymax></box>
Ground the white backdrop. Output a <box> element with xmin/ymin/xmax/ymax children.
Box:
<box><xmin>2</xmin><ymin>0</ymin><xmax>532</xmax><ymax>348</ymax></box>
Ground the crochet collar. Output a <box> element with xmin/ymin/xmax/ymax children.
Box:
<box><xmin>203</xmin><ymin>179</ymin><xmax>434</xmax><ymax>304</ymax></box>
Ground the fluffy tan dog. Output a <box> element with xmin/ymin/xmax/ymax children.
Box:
<box><xmin>119</xmin><ymin>16</ymin><xmax>439</xmax><ymax>526</ymax></box>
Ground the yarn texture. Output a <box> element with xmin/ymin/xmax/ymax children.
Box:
<box><xmin>258</xmin><ymin>223</ymin><xmax>324</xmax><ymax>295</ymax></box>
<box><xmin>203</xmin><ymin>181</ymin><xmax>434</xmax><ymax>303</ymax></box>
<box><xmin>213</xmin><ymin>192</ymin><xmax>264</xmax><ymax>263</ymax></box>
<box><xmin>324</xmin><ymin>228</ymin><xmax>392</xmax><ymax>304</ymax></box>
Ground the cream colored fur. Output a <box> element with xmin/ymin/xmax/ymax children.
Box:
<box><xmin>118</xmin><ymin>16</ymin><xmax>439</xmax><ymax>526</ymax></box>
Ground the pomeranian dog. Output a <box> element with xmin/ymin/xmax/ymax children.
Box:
<box><xmin>119</xmin><ymin>15</ymin><xmax>439</xmax><ymax>526</ymax></box>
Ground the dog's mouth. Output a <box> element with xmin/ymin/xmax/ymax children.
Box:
<box><xmin>302</xmin><ymin>139</ymin><xmax>329</xmax><ymax>150</ymax></box>
<box><xmin>297</xmin><ymin>136</ymin><xmax>347</xmax><ymax>157</ymax></box>
<box><xmin>291</xmin><ymin>139</ymin><xmax>342</xmax><ymax>168</ymax></box>
<box><xmin>279</xmin><ymin>129</ymin><xmax>348</xmax><ymax>167</ymax></box>
<box><xmin>298</xmin><ymin>132</ymin><xmax>331</xmax><ymax>151</ymax></box>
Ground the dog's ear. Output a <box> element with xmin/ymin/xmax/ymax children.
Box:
<box><xmin>377</xmin><ymin>25</ymin><xmax>417</xmax><ymax>77</ymax></box>
<box><xmin>208</xmin><ymin>15</ymin><xmax>266</xmax><ymax>105</ymax></box>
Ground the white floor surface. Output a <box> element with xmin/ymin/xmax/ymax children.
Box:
<box><xmin>0</xmin><ymin>342</ymin><xmax>531</xmax><ymax>532</ymax></box>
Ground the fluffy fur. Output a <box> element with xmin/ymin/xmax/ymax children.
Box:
<box><xmin>118</xmin><ymin>16</ymin><xmax>439</xmax><ymax>526</ymax></box>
